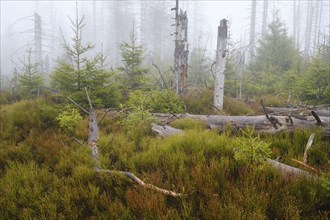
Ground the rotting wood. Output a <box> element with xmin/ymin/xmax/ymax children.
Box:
<box><xmin>153</xmin><ymin>113</ymin><xmax>330</xmax><ymax>135</ymax></box>
<box><xmin>152</xmin><ymin>123</ymin><xmax>184</xmax><ymax>137</ymax></box>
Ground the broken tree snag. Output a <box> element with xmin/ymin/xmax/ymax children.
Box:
<box><xmin>311</xmin><ymin>110</ymin><xmax>322</xmax><ymax>125</ymax></box>
<box><xmin>303</xmin><ymin>133</ymin><xmax>315</xmax><ymax>164</ymax></box>
<box><xmin>173</xmin><ymin>0</ymin><xmax>189</xmax><ymax>95</ymax></box>
<box><xmin>214</xmin><ymin>19</ymin><xmax>228</xmax><ymax>110</ymax></box>
<box><xmin>97</xmin><ymin>169</ymin><xmax>186</xmax><ymax>197</ymax></box>
<box><xmin>85</xmin><ymin>86</ymin><xmax>99</xmax><ymax>162</ymax></box>
<box><xmin>88</xmin><ymin>109</ymin><xmax>99</xmax><ymax>160</ymax></box>
<box><xmin>261</xmin><ymin>99</ymin><xmax>282</xmax><ymax>129</ymax></box>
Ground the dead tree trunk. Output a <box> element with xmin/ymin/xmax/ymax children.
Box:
<box><xmin>34</xmin><ymin>13</ymin><xmax>43</xmax><ymax>75</ymax></box>
<box><xmin>248</xmin><ymin>0</ymin><xmax>256</xmax><ymax>63</ymax></box>
<box><xmin>262</xmin><ymin>0</ymin><xmax>269</xmax><ymax>36</ymax></box>
<box><xmin>153</xmin><ymin>113</ymin><xmax>330</xmax><ymax>135</ymax></box>
<box><xmin>173</xmin><ymin>0</ymin><xmax>189</xmax><ymax>95</ymax></box>
<box><xmin>214</xmin><ymin>19</ymin><xmax>228</xmax><ymax>110</ymax></box>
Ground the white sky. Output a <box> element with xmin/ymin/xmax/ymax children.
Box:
<box><xmin>1</xmin><ymin>0</ymin><xmax>329</xmax><ymax>79</ymax></box>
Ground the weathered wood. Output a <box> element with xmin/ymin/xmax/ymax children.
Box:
<box><xmin>152</xmin><ymin>123</ymin><xmax>184</xmax><ymax>137</ymax></box>
<box><xmin>97</xmin><ymin>169</ymin><xmax>186</xmax><ymax>197</ymax></box>
<box><xmin>303</xmin><ymin>133</ymin><xmax>315</xmax><ymax>164</ymax></box>
<box><xmin>173</xmin><ymin>0</ymin><xmax>188</xmax><ymax>95</ymax></box>
<box><xmin>267</xmin><ymin>159</ymin><xmax>314</xmax><ymax>179</ymax></box>
<box><xmin>153</xmin><ymin>113</ymin><xmax>330</xmax><ymax>134</ymax></box>
<box><xmin>214</xmin><ymin>19</ymin><xmax>228</xmax><ymax>110</ymax></box>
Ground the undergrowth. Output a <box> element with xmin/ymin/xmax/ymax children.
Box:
<box><xmin>0</xmin><ymin>97</ymin><xmax>329</xmax><ymax>219</ymax></box>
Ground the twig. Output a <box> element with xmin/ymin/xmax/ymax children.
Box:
<box><xmin>152</xmin><ymin>63</ymin><xmax>168</xmax><ymax>89</ymax></box>
<box><xmin>67</xmin><ymin>96</ymin><xmax>89</xmax><ymax>114</ymax></box>
<box><xmin>96</xmin><ymin>168</ymin><xmax>186</xmax><ymax>197</ymax></box>
<box><xmin>73</xmin><ymin>137</ymin><xmax>84</xmax><ymax>146</ymax></box>
<box><xmin>291</xmin><ymin>158</ymin><xmax>318</xmax><ymax>173</ymax></box>
<box><xmin>85</xmin><ymin>86</ymin><xmax>93</xmax><ymax>110</ymax></box>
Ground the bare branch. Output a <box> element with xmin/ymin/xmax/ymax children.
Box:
<box><xmin>96</xmin><ymin>169</ymin><xmax>186</xmax><ymax>197</ymax></box>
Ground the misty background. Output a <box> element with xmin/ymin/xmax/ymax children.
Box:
<box><xmin>1</xmin><ymin>0</ymin><xmax>329</xmax><ymax>88</ymax></box>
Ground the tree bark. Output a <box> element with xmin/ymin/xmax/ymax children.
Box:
<box><xmin>153</xmin><ymin>113</ymin><xmax>330</xmax><ymax>134</ymax></box>
<box><xmin>248</xmin><ymin>0</ymin><xmax>256</xmax><ymax>63</ymax></box>
<box><xmin>213</xmin><ymin>19</ymin><xmax>228</xmax><ymax>110</ymax></box>
<box><xmin>173</xmin><ymin>0</ymin><xmax>189</xmax><ymax>95</ymax></box>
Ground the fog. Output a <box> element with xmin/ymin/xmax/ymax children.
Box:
<box><xmin>1</xmin><ymin>0</ymin><xmax>329</xmax><ymax>85</ymax></box>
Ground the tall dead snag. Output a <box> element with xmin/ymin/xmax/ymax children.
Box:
<box><xmin>213</xmin><ymin>19</ymin><xmax>228</xmax><ymax>110</ymax></box>
<box><xmin>34</xmin><ymin>13</ymin><xmax>43</xmax><ymax>75</ymax></box>
<box><xmin>173</xmin><ymin>0</ymin><xmax>189</xmax><ymax>95</ymax></box>
<box><xmin>248</xmin><ymin>0</ymin><xmax>256</xmax><ymax>63</ymax></box>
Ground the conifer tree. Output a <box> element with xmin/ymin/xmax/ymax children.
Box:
<box><xmin>18</xmin><ymin>47</ymin><xmax>44</xmax><ymax>99</ymax></box>
<box><xmin>51</xmin><ymin>7</ymin><xmax>119</xmax><ymax>108</ymax></box>
<box><xmin>118</xmin><ymin>24</ymin><xmax>148</xmax><ymax>92</ymax></box>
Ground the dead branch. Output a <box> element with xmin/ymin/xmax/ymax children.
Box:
<box><xmin>67</xmin><ymin>96</ymin><xmax>89</xmax><ymax>114</ymax></box>
<box><xmin>311</xmin><ymin>110</ymin><xmax>322</xmax><ymax>125</ymax></box>
<box><xmin>96</xmin><ymin>169</ymin><xmax>186</xmax><ymax>197</ymax></box>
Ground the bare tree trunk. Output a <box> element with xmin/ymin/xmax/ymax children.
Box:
<box><xmin>214</xmin><ymin>19</ymin><xmax>228</xmax><ymax>110</ymax></box>
<box><xmin>296</xmin><ymin>0</ymin><xmax>301</xmax><ymax>49</ymax></box>
<box><xmin>304</xmin><ymin>0</ymin><xmax>314</xmax><ymax>58</ymax></box>
<box><xmin>34</xmin><ymin>13</ymin><xmax>43</xmax><ymax>75</ymax></box>
<box><xmin>153</xmin><ymin>113</ymin><xmax>330</xmax><ymax>135</ymax></box>
<box><xmin>312</xmin><ymin>0</ymin><xmax>321</xmax><ymax>55</ymax></box>
<box><xmin>293</xmin><ymin>0</ymin><xmax>297</xmax><ymax>42</ymax></box>
<box><xmin>262</xmin><ymin>0</ymin><xmax>269</xmax><ymax>36</ymax></box>
<box><xmin>173</xmin><ymin>0</ymin><xmax>189</xmax><ymax>95</ymax></box>
<box><xmin>248</xmin><ymin>0</ymin><xmax>256</xmax><ymax>63</ymax></box>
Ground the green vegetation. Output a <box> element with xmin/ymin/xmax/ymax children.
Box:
<box><xmin>118</xmin><ymin>24</ymin><xmax>148</xmax><ymax>95</ymax></box>
<box><xmin>17</xmin><ymin>47</ymin><xmax>44</xmax><ymax>99</ymax></box>
<box><xmin>0</xmin><ymin>97</ymin><xmax>329</xmax><ymax>219</ymax></box>
<box><xmin>50</xmin><ymin>13</ymin><xmax>119</xmax><ymax>108</ymax></box>
<box><xmin>0</xmin><ymin>7</ymin><xmax>329</xmax><ymax>220</ymax></box>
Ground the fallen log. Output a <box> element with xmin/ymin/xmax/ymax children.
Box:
<box><xmin>153</xmin><ymin>113</ymin><xmax>330</xmax><ymax>135</ymax></box>
<box><xmin>152</xmin><ymin>123</ymin><xmax>315</xmax><ymax>179</ymax></box>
